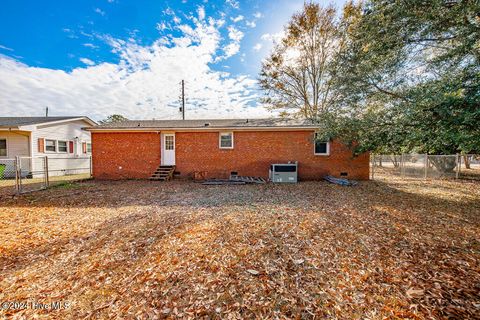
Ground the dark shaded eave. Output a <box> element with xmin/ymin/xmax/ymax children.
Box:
<box><xmin>87</xmin><ymin>118</ymin><xmax>319</xmax><ymax>131</ymax></box>
<box><xmin>0</xmin><ymin>116</ymin><xmax>97</xmax><ymax>129</ymax></box>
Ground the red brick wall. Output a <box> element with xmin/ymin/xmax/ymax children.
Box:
<box><xmin>92</xmin><ymin>130</ymin><xmax>369</xmax><ymax>180</ymax></box>
<box><xmin>175</xmin><ymin>131</ymin><xmax>369</xmax><ymax>180</ymax></box>
<box><xmin>92</xmin><ymin>132</ymin><xmax>160</xmax><ymax>179</ymax></box>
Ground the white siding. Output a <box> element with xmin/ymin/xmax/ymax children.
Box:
<box><xmin>0</xmin><ymin>131</ymin><xmax>30</xmax><ymax>159</ymax></box>
<box><xmin>31</xmin><ymin>120</ymin><xmax>92</xmax><ymax>176</ymax></box>
<box><xmin>0</xmin><ymin>131</ymin><xmax>30</xmax><ymax>177</ymax></box>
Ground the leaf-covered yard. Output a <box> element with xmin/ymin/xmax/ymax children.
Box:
<box><xmin>0</xmin><ymin>178</ymin><xmax>479</xmax><ymax>319</ymax></box>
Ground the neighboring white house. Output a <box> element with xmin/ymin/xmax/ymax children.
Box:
<box><xmin>0</xmin><ymin>116</ymin><xmax>96</xmax><ymax>178</ymax></box>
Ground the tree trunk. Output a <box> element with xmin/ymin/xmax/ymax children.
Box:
<box><xmin>463</xmin><ymin>155</ymin><xmax>471</xmax><ymax>169</ymax></box>
<box><xmin>429</xmin><ymin>157</ymin><xmax>457</xmax><ymax>173</ymax></box>
<box><xmin>392</xmin><ymin>155</ymin><xmax>400</xmax><ymax>168</ymax></box>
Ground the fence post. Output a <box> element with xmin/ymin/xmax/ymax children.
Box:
<box><xmin>89</xmin><ymin>155</ymin><xmax>93</xmax><ymax>178</ymax></box>
<box><xmin>44</xmin><ymin>156</ymin><xmax>49</xmax><ymax>188</ymax></box>
<box><xmin>455</xmin><ymin>153</ymin><xmax>460</xmax><ymax>179</ymax></box>
<box><xmin>424</xmin><ymin>154</ymin><xmax>428</xmax><ymax>180</ymax></box>
<box><xmin>14</xmin><ymin>156</ymin><xmax>20</xmax><ymax>194</ymax></box>
<box><xmin>401</xmin><ymin>154</ymin><xmax>405</xmax><ymax>178</ymax></box>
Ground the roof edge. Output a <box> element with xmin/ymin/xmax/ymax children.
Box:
<box><xmin>32</xmin><ymin>116</ymin><xmax>97</xmax><ymax>128</ymax></box>
<box><xmin>87</xmin><ymin>126</ymin><xmax>318</xmax><ymax>132</ymax></box>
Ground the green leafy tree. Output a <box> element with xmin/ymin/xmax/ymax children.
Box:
<box><xmin>324</xmin><ymin>0</ymin><xmax>480</xmax><ymax>166</ymax></box>
<box><xmin>99</xmin><ymin>114</ymin><xmax>129</xmax><ymax>124</ymax></box>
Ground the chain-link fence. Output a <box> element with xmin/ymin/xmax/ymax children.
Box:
<box><xmin>371</xmin><ymin>154</ymin><xmax>480</xmax><ymax>180</ymax></box>
<box><xmin>46</xmin><ymin>157</ymin><xmax>92</xmax><ymax>188</ymax></box>
<box><xmin>18</xmin><ymin>156</ymin><xmax>48</xmax><ymax>193</ymax></box>
<box><xmin>0</xmin><ymin>156</ymin><xmax>92</xmax><ymax>196</ymax></box>
<box><xmin>0</xmin><ymin>159</ymin><xmax>18</xmax><ymax>196</ymax></box>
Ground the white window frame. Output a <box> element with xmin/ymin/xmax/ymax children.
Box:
<box><xmin>0</xmin><ymin>138</ymin><xmax>8</xmax><ymax>158</ymax></box>
<box><xmin>58</xmin><ymin>140</ymin><xmax>68</xmax><ymax>153</ymax></box>
<box><xmin>86</xmin><ymin>142</ymin><xmax>92</xmax><ymax>153</ymax></box>
<box><xmin>45</xmin><ymin>139</ymin><xmax>57</xmax><ymax>153</ymax></box>
<box><xmin>313</xmin><ymin>134</ymin><xmax>330</xmax><ymax>156</ymax></box>
<box><xmin>219</xmin><ymin>132</ymin><xmax>234</xmax><ymax>149</ymax></box>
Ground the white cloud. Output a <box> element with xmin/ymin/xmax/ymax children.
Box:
<box><xmin>94</xmin><ymin>8</ymin><xmax>106</xmax><ymax>16</ymax></box>
<box><xmin>156</xmin><ymin>22</ymin><xmax>168</xmax><ymax>31</ymax></box>
<box><xmin>253</xmin><ymin>43</ymin><xmax>262</xmax><ymax>51</ymax></box>
<box><xmin>0</xmin><ymin>45</ymin><xmax>14</xmax><ymax>52</ymax></box>
<box><xmin>245</xmin><ymin>20</ymin><xmax>256</xmax><ymax>28</ymax></box>
<box><xmin>223</xmin><ymin>42</ymin><xmax>240</xmax><ymax>57</ymax></box>
<box><xmin>225</xmin><ymin>0</ymin><xmax>239</xmax><ymax>9</ymax></box>
<box><xmin>227</xmin><ymin>26</ymin><xmax>243</xmax><ymax>42</ymax></box>
<box><xmin>214</xmin><ymin>25</ymin><xmax>244</xmax><ymax>59</ymax></box>
<box><xmin>261</xmin><ymin>31</ymin><xmax>284</xmax><ymax>43</ymax></box>
<box><xmin>231</xmin><ymin>15</ymin><xmax>244</xmax><ymax>23</ymax></box>
<box><xmin>83</xmin><ymin>43</ymin><xmax>99</xmax><ymax>49</ymax></box>
<box><xmin>79</xmin><ymin>58</ymin><xmax>95</xmax><ymax>66</ymax></box>
<box><xmin>253</xmin><ymin>12</ymin><xmax>263</xmax><ymax>19</ymax></box>
<box><xmin>0</xmin><ymin>18</ymin><xmax>269</xmax><ymax>120</ymax></box>
<box><xmin>197</xmin><ymin>6</ymin><xmax>206</xmax><ymax>21</ymax></box>
<box><xmin>164</xmin><ymin>7</ymin><xmax>182</xmax><ymax>24</ymax></box>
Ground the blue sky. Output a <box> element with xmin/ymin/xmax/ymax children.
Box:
<box><xmin>0</xmin><ymin>0</ymin><xmax>346</xmax><ymax>120</ymax></box>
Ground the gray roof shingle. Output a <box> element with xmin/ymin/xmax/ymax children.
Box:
<box><xmin>0</xmin><ymin>116</ymin><xmax>85</xmax><ymax>128</ymax></box>
<box><xmin>93</xmin><ymin>118</ymin><xmax>317</xmax><ymax>129</ymax></box>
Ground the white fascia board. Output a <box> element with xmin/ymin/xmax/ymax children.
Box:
<box><xmin>34</xmin><ymin>117</ymin><xmax>97</xmax><ymax>129</ymax></box>
<box><xmin>87</xmin><ymin>126</ymin><xmax>318</xmax><ymax>132</ymax></box>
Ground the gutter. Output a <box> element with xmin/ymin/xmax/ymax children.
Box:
<box><xmin>86</xmin><ymin>126</ymin><xmax>318</xmax><ymax>133</ymax></box>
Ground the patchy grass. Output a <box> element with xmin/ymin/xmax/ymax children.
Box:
<box><xmin>0</xmin><ymin>173</ymin><xmax>91</xmax><ymax>197</ymax></box>
<box><xmin>50</xmin><ymin>180</ymin><xmax>90</xmax><ymax>190</ymax></box>
<box><xmin>0</xmin><ymin>178</ymin><xmax>479</xmax><ymax>319</ymax></box>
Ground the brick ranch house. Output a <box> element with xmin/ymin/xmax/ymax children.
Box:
<box><xmin>87</xmin><ymin>118</ymin><xmax>370</xmax><ymax>180</ymax></box>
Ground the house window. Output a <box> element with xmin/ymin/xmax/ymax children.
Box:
<box><xmin>45</xmin><ymin>139</ymin><xmax>56</xmax><ymax>152</ymax></box>
<box><xmin>219</xmin><ymin>132</ymin><xmax>233</xmax><ymax>149</ymax></box>
<box><xmin>86</xmin><ymin>143</ymin><xmax>92</xmax><ymax>153</ymax></box>
<box><xmin>165</xmin><ymin>136</ymin><xmax>174</xmax><ymax>150</ymax></box>
<box><xmin>0</xmin><ymin>139</ymin><xmax>6</xmax><ymax>157</ymax></box>
<box><xmin>58</xmin><ymin>140</ymin><xmax>68</xmax><ymax>153</ymax></box>
<box><xmin>314</xmin><ymin>134</ymin><xmax>330</xmax><ymax>155</ymax></box>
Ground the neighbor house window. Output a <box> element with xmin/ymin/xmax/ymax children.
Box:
<box><xmin>0</xmin><ymin>139</ymin><xmax>6</xmax><ymax>157</ymax></box>
<box><xmin>86</xmin><ymin>143</ymin><xmax>92</xmax><ymax>153</ymax></box>
<box><xmin>45</xmin><ymin>139</ymin><xmax>56</xmax><ymax>152</ymax></box>
<box><xmin>314</xmin><ymin>134</ymin><xmax>330</xmax><ymax>155</ymax></box>
<box><xmin>219</xmin><ymin>132</ymin><xmax>233</xmax><ymax>149</ymax></box>
<box><xmin>58</xmin><ymin>140</ymin><xmax>68</xmax><ymax>153</ymax></box>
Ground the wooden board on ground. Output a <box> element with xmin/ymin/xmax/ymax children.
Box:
<box><xmin>229</xmin><ymin>176</ymin><xmax>266</xmax><ymax>184</ymax></box>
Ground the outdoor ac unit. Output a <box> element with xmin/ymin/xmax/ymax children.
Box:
<box><xmin>269</xmin><ymin>162</ymin><xmax>298</xmax><ymax>183</ymax></box>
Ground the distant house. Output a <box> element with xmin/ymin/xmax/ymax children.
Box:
<box><xmin>0</xmin><ymin>117</ymin><xmax>96</xmax><ymax>177</ymax></box>
<box><xmin>87</xmin><ymin>118</ymin><xmax>370</xmax><ymax>180</ymax></box>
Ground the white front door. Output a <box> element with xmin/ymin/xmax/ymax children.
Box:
<box><xmin>161</xmin><ymin>133</ymin><xmax>175</xmax><ymax>165</ymax></box>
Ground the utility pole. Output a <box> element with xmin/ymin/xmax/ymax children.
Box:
<box><xmin>45</xmin><ymin>106</ymin><xmax>49</xmax><ymax>117</ymax></box>
<box><xmin>180</xmin><ymin>80</ymin><xmax>185</xmax><ymax>120</ymax></box>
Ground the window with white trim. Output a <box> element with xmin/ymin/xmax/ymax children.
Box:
<box><xmin>219</xmin><ymin>132</ymin><xmax>233</xmax><ymax>149</ymax></box>
<box><xmin>58</xmin><ymin>140</ymin><xmax>68</xmax><ymax>153</ymax></box>
<box><xmin>0</xmin><ymin>139</ymin><xmax>6</xmax><ymax>157</ymax></box>
<box><xmin>164</xmin><ymin>136</ymin><xmax>174</xmax><ymax>150</ymax></box>
<box><xmin>86</xmin><ymin>143</ymin><xmax>92</xmax><ymax>153</ymax></box>
<box><xmin>314</xmin><ymin>134</ymin><xmax>330</xmax><ymax>155</ymax></box>
<box><xmin>45</xmin><ymin>139</ymin><xmax>56</xmax><ymax>152</ymax></box>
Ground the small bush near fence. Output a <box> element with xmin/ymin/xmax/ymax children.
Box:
<box><xmin>0</xmin><ymin>156</ymin><xmax>92</xmax><ymax>196</ymax></box>
<box><xmin>371</xmin><ymin>154</ymin><xmax>480</xmax><ymax>180</ymax></box>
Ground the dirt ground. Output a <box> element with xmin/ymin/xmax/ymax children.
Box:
<box><xmin>0</xmin><ymin>178</ymin><xmax>479</xmax><ymax>319</ymax></box>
